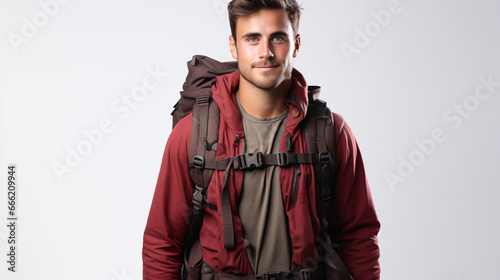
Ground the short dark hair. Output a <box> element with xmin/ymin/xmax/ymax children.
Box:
<box><xmin>228</xmin><ymin>0</ymin><xmax>302</xmax><ymax>40</ymax></box>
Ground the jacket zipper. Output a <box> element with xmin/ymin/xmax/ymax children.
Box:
<box><xmin>290</xmin><ymin>165</ymin><xmax>301</xmax><ymax>207</ymax></box>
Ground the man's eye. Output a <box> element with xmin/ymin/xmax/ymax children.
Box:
<box><xmin>247</xmin><ymin>37</ymin><xmax>258</xmax><ymax>42</ymax></box>
<box><xmin>273</xmin><ymin>36</ymin><xmax>286</xmax><ymax>43</ymax></box>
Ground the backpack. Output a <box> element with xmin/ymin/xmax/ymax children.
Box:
<box><xmin>171</xmin><ymin>55</ymin><xmax>352</xmax><ymax>280</ymax></box>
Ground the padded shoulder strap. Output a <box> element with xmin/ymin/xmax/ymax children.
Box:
<box><xmin>304</xmin><ymin>96</ymin><xmax>351</xmax><ymax>279</ymax></box>
<box><xmin>188</xmin><ymin>96</ymin><xmax>219</xmax><ymax>230</ymax></box>
<box><xmin>304</xmin><ymin>99</ymin><xmax>335</xmax><ymax>225</ymax></box>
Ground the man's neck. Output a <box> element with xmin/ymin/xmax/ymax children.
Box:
<box><xmin>237</xmin><ymin>77</ymin><xmax>291</xmax><ymax>119</ymax></box>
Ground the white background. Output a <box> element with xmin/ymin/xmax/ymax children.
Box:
<box><xmin>1</xmin><ymin>1</ymin><xmax>499</xmax><ymax>279</ymax></box>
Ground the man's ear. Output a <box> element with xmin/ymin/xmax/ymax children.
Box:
<box><xmin>229</xmin><ymin>35</ymin><xmax>238</xmax><ymax>59</ymax></box>
<box><xmin>293</xmin><ymin>34</ymin><xmax>301</xmax><ymax>58</ymax></box>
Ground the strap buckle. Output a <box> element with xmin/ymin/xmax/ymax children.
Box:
<box><xmin>236</xmin><ymin>152</ymin><xmax>263</xmax><ymax>170</ymax></box>
<box><xmin>300</xmin><ymin>268</ymin><xmax>313</xmax><ymax>280</ymax></box>
<box><xmin>278</xmin><ymin>152</ymin><xmax>298</xmax><ymax>167</ymax></box>
<box><xmin>263</xmin><ymin>272</ymin><xmax>278</xmax><ymax>280</ymax></box>
<box><xmin>192</xmin><ymin>185</ymin><xmax>206</xmax><ymax>211</ymax></box>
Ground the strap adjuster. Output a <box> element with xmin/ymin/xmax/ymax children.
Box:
<box><xmin>319</xmin><ymin>152</ymin><xmax>332</xmax><ymax>164</ymax></box>
<box><xmin>189</xmin><ymin>156</ymin><xmax>204</xmax><ymax>169</ymax></box>
<box><xmin>192</xmin><ymin>186</ymin><xmax>206</xmax><ymax>211</ymax></box>
<box><xmin>196</xmin><ymin>95</ymin><xmax>210</xmax><ymax>105</ymax></box>
<box><xmin>278</xmin><ymin>152</ymin><xmax>298</xmax><ymax>167</ymax></box>
<box><xmin>236</xmin><ymin>152</ymin><xmax>263</xmax><ymax>170</ymax></box>
<box><xmin>321</xmin><ymin>185</ymin><xmax>332</xmax><ymax>202</ymax></box>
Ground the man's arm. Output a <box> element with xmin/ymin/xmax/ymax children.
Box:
<box><xmin>330</xmin><ymin>117</ymin><xmax>381</xmax><ymax>280</ymax></box>
<box><xmin>143</xmin><ymin>116</ymin><xmax>193</xmax><ymax>280</ymax></box>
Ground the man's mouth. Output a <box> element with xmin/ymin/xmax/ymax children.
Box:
<box><xmin>254</xmin><ymin>65</ymin><xmax>279</xmax><ymax>71</ymax></box>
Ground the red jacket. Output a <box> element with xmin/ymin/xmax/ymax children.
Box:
<box><xmin>143</xmin><ymin>69</ymin><xmax>380</xmax><ymax>279</ymax></box>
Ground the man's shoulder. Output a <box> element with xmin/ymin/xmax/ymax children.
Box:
<box><xmin>331</xmin><ymin>111</ymin><xmax>346</xmax><ymax>136</ymax></box>
<box><xmin>169</xmin><ymin>113</ymin><xmax>193</xmax><ymax>143</ymax></box>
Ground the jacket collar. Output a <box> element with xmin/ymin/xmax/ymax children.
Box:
<box><xmin>211</xmin><ymin>68</ymin><xmax>309</xmax><ymax>135</ymax></box>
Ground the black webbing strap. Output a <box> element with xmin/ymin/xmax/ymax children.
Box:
<box><xmin>190</xmin><ymin>96</ymin><xmax>210</xmax><ymax>185</ymax></box>
<box><xmin>317</xmin><ymin>236</ymin><xmax>353</xmax><ymax>280</ymax></box>
<box><xmin>314</xmin><ymin>100</ymin><xmax>333</xmax><ymax>212</ymax></box>
<box><xmin>221</xmin><ymin>157</ymin><xmax>235</xmax><ymax>250</ymax></box>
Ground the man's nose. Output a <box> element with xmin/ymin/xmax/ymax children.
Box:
<box><xmin>259</xmin><ymin>40</ymin><xmax>274</xmax><ymax>59</ymax></box>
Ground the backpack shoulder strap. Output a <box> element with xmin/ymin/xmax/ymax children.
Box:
<box><xmin>188</xmin><ymin>95</ymin><xmax>220</xmax><ymax>230</ymax></box>
<box><xmin>304</xmin><ymin>97</ymin><xmax>335</xmax><ymax>224</ymax></box>
<box><xmin>181</xmin><ymin>94</ymin><xmax>220</xmax><ymax>279</ymax></box>
<box><xmin>304</xmin><ymin>89</ymin><xmax>351</xmax><ymax>279</ymax></box>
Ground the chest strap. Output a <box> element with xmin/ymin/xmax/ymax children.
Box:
<box><xmin>190</xmin><ymin>151</ymin><xmax>331</xmax><ymax>171</ymax></box>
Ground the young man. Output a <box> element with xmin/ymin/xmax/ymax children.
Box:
<box><xmin>143</xmin><ymin>1</ymin><xmax>380</xmax><ymax>279</ymax></box>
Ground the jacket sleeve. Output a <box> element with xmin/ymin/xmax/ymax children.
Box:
<box><xmin>143</xmin><ymin>116</ymin><xmax>193</xmax><ymax>280</ymax></box>
<box><xmin>329</xmin><ymin>116</ymin><xmax>381</xmax><ymax>280</ymax></box>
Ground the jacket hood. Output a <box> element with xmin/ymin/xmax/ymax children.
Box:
<box><xmin>211</xmin><ymin>68</ymin><xmax>309</xmax><ymax>135</ymax></box>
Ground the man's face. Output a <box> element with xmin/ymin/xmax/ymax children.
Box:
<box><xmin>229</xmin><ymin>9</ymin><xmax>300</xmax><ymax>90</ymax></box>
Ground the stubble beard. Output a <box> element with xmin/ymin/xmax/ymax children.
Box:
<box><xmin>238</xmin><ymin>62</ymin><xmax>291</xmax><ymax>91</ymax></box>
<box><xmin>239</xmin><ymin>69</ymin><xmax>278</xmax><ymax>90</ymax></box>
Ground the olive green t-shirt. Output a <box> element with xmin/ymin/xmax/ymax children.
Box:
<box><xmin>236</xmin><ymin>93</ymin><xmax>291</xmax><ymax>274</ymax></box>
